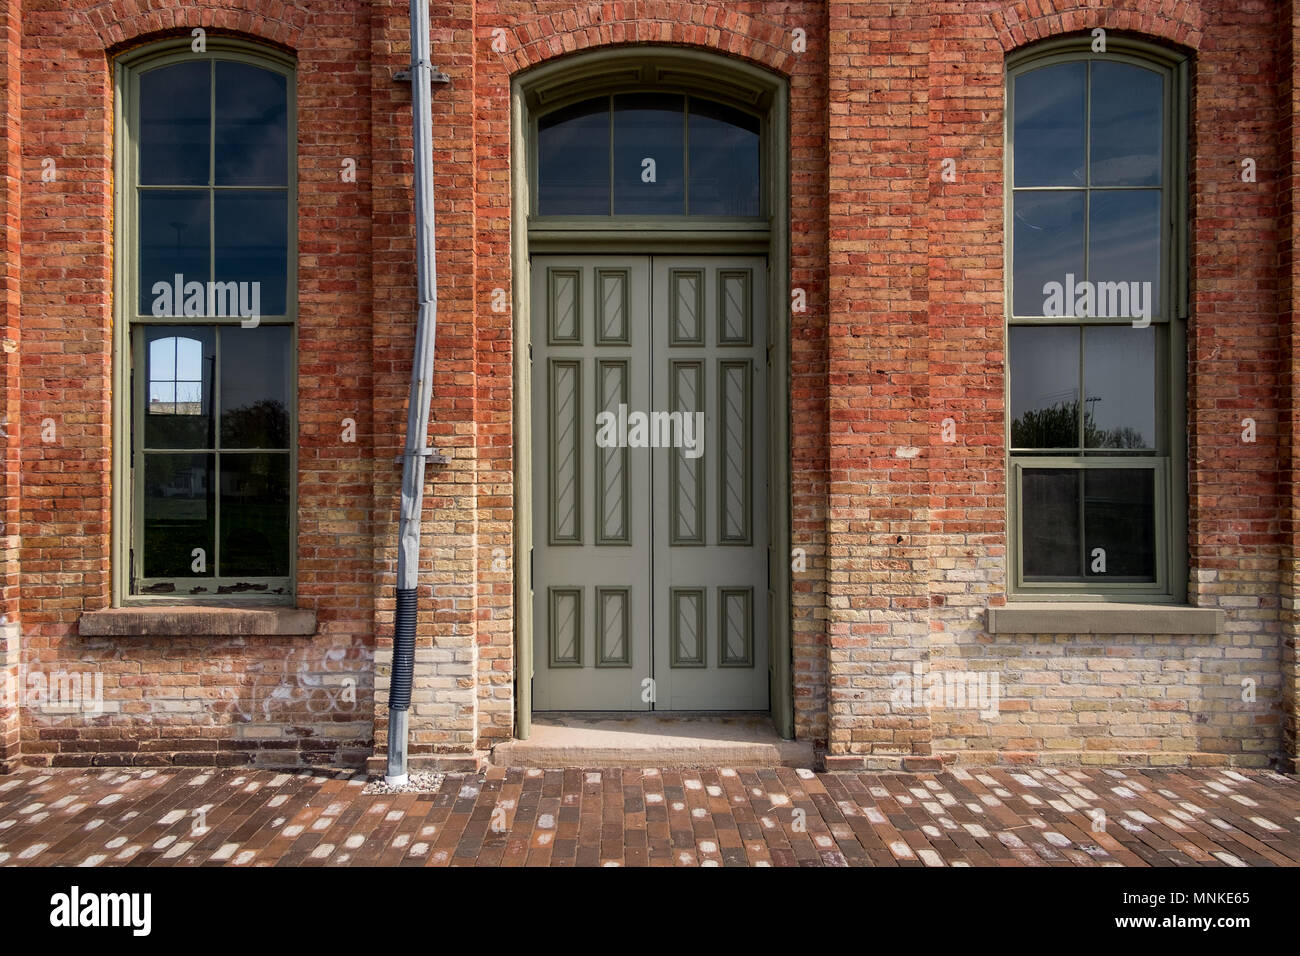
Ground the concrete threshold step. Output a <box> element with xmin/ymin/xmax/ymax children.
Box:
<box><xmin>490</xmin><ymin>712</ymin><xmax>815</xmax><ymax>769</ymax></box>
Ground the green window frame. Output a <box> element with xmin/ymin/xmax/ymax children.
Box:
<box><xmin>113</xmin><ymin>39</ymin><xmax>298</xmax><ymax>603</ymax></box>
<box><xmin>1005</xmin><ymin>38</ymin><xmax>1188</xmax><ymax>602</ymax></box>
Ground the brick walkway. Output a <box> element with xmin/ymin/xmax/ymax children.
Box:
<box><xmin>0</xmin><ymin>766</ymin><xmax>1297</xmax><ymax>867</ymax></box>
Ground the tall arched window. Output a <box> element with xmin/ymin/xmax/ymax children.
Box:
<box><xmin>116</xmin><ymin>39</ymin><xmax>296</xmax><ymax>600</ymax></box>
<box><xmin>1006</xmin><ymin>38</ymin><xmax>1187</xmax><ymax>600</ymax></box>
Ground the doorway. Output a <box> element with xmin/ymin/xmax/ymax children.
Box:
<box><xmin>511</xmin><ymin>47</ymin><xmax>792</xmax><ymax>736</ymax></box>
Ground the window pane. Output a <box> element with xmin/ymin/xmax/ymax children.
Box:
<box><xmin>1013</xmin><ymin>191</ymin><xmax>1085</xmax><ymax>316</ymax></box>
<box><xmin>1084</xmin><ymin>469</ymin><xmax>1155</xmax><ymax>578</ymax></box>
<box><xmin>219</xmin><ymin>453</ymin><xmax>290</xmax><ymax>577</ymax></box>
<box><xmin>688</xmin><ymin>99</ymin><xmax>760</xmax><ymax>216</ymax></box>
<box><xmin>140</xmin><ymin>61</ymin><xmax>211</xmax><ymax>186</ymax></box>
<box><xmin>613</xmin><ymin>93</ymin><xmax>684</xmax><ymax>215</ymax></box>
<box><xmin>1084</xmin><ymin>325</ymin><xmax>1156</xmax><ymax>449</ymax></box>
<box><xmin>1022</xmin><ymin>468</ymin><xmax>1081</xmax><ymax>578</ymax></box>
<box><xmin>143</xmin><ymin>453</ymin><xmax>214</xmax><ymax>577</ymax></box>
<box><xmin>139</xmin><ymin>191</ymin><xmax>210</xmax><ymax>314</ymax></box>
<box><xmin>1009</xmin><ymin>326</ymin><xmax>1080</xmax><ymax>448</ymax></box>
<box><xmin>1088</xmin><ymin>189</ymin><xmax>1161</xmax><ymax>317</ymax></box>
<box><xmin>220</xmin><ymin>326</ymin><xmax>291</xmax><ymax>448</ymax></box>
<box><xmin>214</xmin><ymin>61</ymin><xmax>289</xmax><ymax>187</ymax></box>
<box><xmin>214</xmin><ymin>191</ymin><xmax>288</xmax><ymax>315</ymax></box>
<box><xmin>537</xmin><ymin>98</ymin><xmax>610</xmax><ymax>216</ymax></box>
<box><xmin>1013</xmin><ymin>62</ymin><xmax>1086</xmax><ymax>187</ymax></box>
<box><xmin>144</xmin><ymin>326</ymin><xmax>215</xmax><ymax>449</ymax></box>
<box><xmin>1090</xmin><ymin>62</ymin><xmax>1163</xmax><ymax>187</ymax></box>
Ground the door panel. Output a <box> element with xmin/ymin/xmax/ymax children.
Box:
<box><xmin>651</xmin><ymin>257</ymin><xmax>768</xmax><ymax>710</ymax></box>
<box><xmin>531</xmin><ymin>255</ymin><xmax>768</xmax><ymax>712</ymax></box>
<box><xmin>532</xmin><ymin>256</ymin><xmax>652</xmax><ymax>710</ymax></box>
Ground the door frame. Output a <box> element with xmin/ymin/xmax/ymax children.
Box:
<box><xmin>510</xmin><ymin>47</ymin><xmax>792</xmax><ymax>738</ymax></box>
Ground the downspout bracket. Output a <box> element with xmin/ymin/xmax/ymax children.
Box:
<box><xmin>394</xmin><ymin>67</ymin><xmax>451</xmax><ymax>85</ymax></box>
<box><xmin>393</xmin><ymin>448</ymin><xmax>450</xmax><ymax>465</ymax></box>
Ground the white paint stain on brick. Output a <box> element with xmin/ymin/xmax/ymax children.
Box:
<box><xmin>210</xmin><ymin>843</ymin><xmax>239</xmax><ymax>861</ymax></box>
<box><xmin>889</xmin><ymin>841</ymin><xmax>915</xmax><ymax>860</ymax></box>
<box><xmin>18</xmin><ymin>843</ymin><xmax>48</xmax><ymax>859</ymax></box>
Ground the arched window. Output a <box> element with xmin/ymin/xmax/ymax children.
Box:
<box><xmin>535</xmin><ymin>94</ymin><xmax>762</xmax><ymax>217</ymax></box>
<box><xmin>116</xmin><ymin>39</ymin><xmax>296</xmax><ymax>599</ymax></box>
<box><xmin>1006</xmin><ymin>38</ymin><xmax>1187</xmax><ymax>600</ymax></box>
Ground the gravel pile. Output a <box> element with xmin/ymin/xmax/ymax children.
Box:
<box><xmin>361</xmin><ymin>771</ymin><xmax>445</xmax><ymax>794</ymax></box>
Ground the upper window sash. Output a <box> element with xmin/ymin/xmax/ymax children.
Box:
<box><xmin>124</xmin><ymin>45</ymin><xmax>296</xmax><ymax>326</ymax></box>
<box><xmin>1007</xmin><ymin>51</ymin><xmax>1177</xmax><ymax>326</ymax></box>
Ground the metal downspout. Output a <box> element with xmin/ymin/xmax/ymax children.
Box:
<box><xmin>384</xmin><ymin>0</ymin><xmax>443</xmax><ymax>786</ymax></box>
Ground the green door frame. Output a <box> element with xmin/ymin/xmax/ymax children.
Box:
<box><xmin>510</xmin><ymin>47</ymin><xmax>793</xmax><ymax>739</ymax></box>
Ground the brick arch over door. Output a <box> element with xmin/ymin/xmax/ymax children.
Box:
<box><xmin>988</xmin><ymin>0</ymin><xmax>1205</xmax><ymax>53</ymax></box>
<box><xmin>496</xmin><ymin>2</ymin><xmax>799</xmax><ymax>76</ymax></box>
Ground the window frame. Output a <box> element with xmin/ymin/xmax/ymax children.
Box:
<box><xmin>1004</xmin><ymin>37</ymin><xmax>1188</xmax><ymax>603</ymax></box>
<box><xmin>113</xmin><ymin>38</ymin><xmax>298</xmax><ymax>605</ymax></box>
<box><xmin>524</xmin><ymin>58</ymin><xmax>773</xmax><ymax>234</ymax></box>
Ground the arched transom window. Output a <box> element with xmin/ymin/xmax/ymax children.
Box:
<box><xmin>535</xmin><ymin>94</ymin><xmax>762</xmax><ymax>218</ymax></box>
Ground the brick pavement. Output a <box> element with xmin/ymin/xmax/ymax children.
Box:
<box><xmin>0</xmin><ymin>767</ymin><xmax>1296</xmax><ymax>867</ymax></box>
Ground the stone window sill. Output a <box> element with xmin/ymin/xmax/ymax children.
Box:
<box><xmin>79</xmin><ymin>606</ymin><xmax>317</xmax><ymax>637</ymax></box>
<box><xmin>986</xmin><ymin>603</ymin><xmax>1224</xmax><ymax>635</ymax></box>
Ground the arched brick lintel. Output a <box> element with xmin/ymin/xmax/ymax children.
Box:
<box><xmin>79</xmin><ymin>1</ymin><xmax>310</xmax><ymax>53</ymax></box>
<box><xmin>989</xmin><ymin>1</ymin><xmax>1204</xmax><ymax>55</ymax></box>
<box><xmin>498</xmin><ymin>4</ymin><xmax>799</xmax><ymax>77</ymax></box>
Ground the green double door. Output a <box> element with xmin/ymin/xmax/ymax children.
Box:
<box><xmin>531</xmin><ymin>255</ymin><xmax>769</xmax><ymax>711</ymax></box>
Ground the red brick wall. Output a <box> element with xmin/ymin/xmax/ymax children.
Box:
<box><xmin>17</xmin><ymin>0</ymin><xmax>376</xmax><ymax>768</ymax></box>
<box><xmin>1281</xmin><ymin>0</ymin><xmax>1300</xmax><ymax>776</ymax></box>
<box><xmin>0</xmin><ymin>0</ymin><xmax>18</xmax><ymax>771</ymax></box>
<box><xmin>4</xmin><ymin>0</ymin><xmax>1297</xmax><ymax>772</ymax></box>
